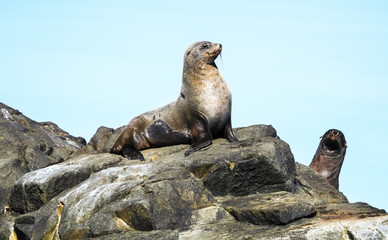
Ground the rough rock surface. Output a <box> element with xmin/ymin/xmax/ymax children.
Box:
<box><xmin>0</xmin><ymin>103</ymin><xmax>85</xmax><ymax>212</ymax></box>
<box><xmin>219</xmin><ymin>191</ymin><xmax>317</xmax><ymax>225</ymax></box>
<box><xmin>0</xmin><ymin>102</ymin><xmax>386</xmax><ymax>240</ymax></box>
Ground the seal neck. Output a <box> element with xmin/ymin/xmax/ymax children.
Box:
<box><xmin>183</xmin><ymin>63</ymin><xmax>219</xmax><ymax>85</ymax></box>
<box><xmin>183</xmin><ymin>61</ymin><xmax>218</xmax><ymax>75</ymax></box>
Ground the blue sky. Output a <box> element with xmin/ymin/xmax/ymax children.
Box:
<box><xmin>1</xmin><ymin>1</ymin><xmax>387</xmax><ymax>210</ymax></box>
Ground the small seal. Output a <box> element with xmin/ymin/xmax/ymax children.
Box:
<box><xmin>309</xmin><ymin>129</ymin><xmax>347</xmax><ymax>189</ymax></box>
<box><xmin>110</xmin><ymin>41</ymin><xmax>238</xmax><ymax>161</ymax></box>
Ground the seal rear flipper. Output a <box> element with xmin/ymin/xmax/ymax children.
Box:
<box><xmin>184</xmin><ymin>139</ymin><xmax>212</xmax><ymax>156</ymax></box>
<box><xmin>224</xmin><ymin>118</ymin><xmax>238</xmax><ymax>142</ymax></box>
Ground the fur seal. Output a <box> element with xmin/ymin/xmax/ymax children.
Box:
<box><xmin>309</xmin><ymin>129</ymin><xmax>347</xmax><ymax>189</ymax></box>
<box><xmin>110</xmin><ymin>41</ymin><xmax>238</xmax><ymax>161</ymax></box>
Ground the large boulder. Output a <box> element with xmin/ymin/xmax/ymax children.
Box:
<box><xmin>219</xmin><ymin>191</ymin><xmax>316</xmax><ymax>225</ymax></box>
<box><xmin>179</xmin><ymin>204</ymin><xmax>388</xmax><ymax>240</ymax></box>
<box><xmin>8</xmin><ymin>154</ymin><xmax>124</xmax><ymax>214</ymax></box>
<box><xmin>11</xmin><ymin>156</ymin><xmax>214</xmax><ymax>239</ymax></box>
<box><xmin>0</xmin><ymin>103</ymin><xmax>85</xmax><ymax>212</ymax></box>
<box><xmin>295</xmin><ymin>162</ymin><xmax>349</xmax><ymax>206</ymax></box>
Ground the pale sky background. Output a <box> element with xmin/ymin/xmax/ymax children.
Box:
<box><xmin>1</xmin><ymin>1</ymin><xmax>387</xmax><ymax>211</ymax></box>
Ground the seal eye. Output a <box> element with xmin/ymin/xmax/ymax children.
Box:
<box><xmin>201</xmin><ymin>43</ymin><xmax>210</xmax><ymax>49</ymax></box>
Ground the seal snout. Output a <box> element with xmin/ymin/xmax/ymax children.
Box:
<box><xmin>321</xmin><ymin>129</ymin><xmax>346</xmax><ymax>153</ymax></box>
<box><xmin>208</xmin><ymin>44</ymin><xmax>222</xmax><ymax>58</ymax></box>
<box><xmin>216</xmin><ymin>43</ymin><xmax>222</xmax><ymax>53</ymax></box>
<box><xmin>329</xmin><ymin>130</ymin><xmax>340</xmax><ymax>141</ymax></box>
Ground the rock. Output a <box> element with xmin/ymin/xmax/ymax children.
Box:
<box><xmin>0</xmin><ymin>213</ymin><xmax>16</xmax><ymax>240</ymax></box>
<box><xmin>179</xmin><ymin>201</ymin><xmax>387</xmax><ymax>239</ymax></box>
<box><xmin>189</xmin><ymin>206</ymin><xmax>234</xmax><ymax>226</ymax></box>
<box><xmin>0</xmin><ymin>102</ymin><xmax>86</xmax><ymax>212</ymax></box>
<box><xmin>77</xmin><ymin>126</ymin><xmax>119</xmax><ymax>155</ymax></box>
<box><xmin>295</xmin><ymin>162</ymin><xmax>348</xmax><ymax>206</ymax></box>
<box><xmin>1</xmin><ymin>103</ymin><xmax>387</xmax><ymax>239</ymax></box>
<box><xmin>192</xmin><ymin>139</ymin><xmax>295</xmax><ymax>196</ymax></box>
<box><xmin>304</xmin><ymin>215</ymin><xmax>388</xmax><ymax>240</ymax></box>
<box><xmin>88</xmin><ymin>230</ymin><xmax>180</xmax><ymax>240</ymax></box>
<box><xmin>40</xmin><ymin>121</ymin><xmax>86</xmax><ymax>147</ymax></box>
<box><xmin>179</xmin><ymin>214</ymin><xmax>388</xmax><ymax>240</ymax></box>
<box><xmin>317</xmin><ymin>202</ymin><xmax>387</xmax><ymax>220</ymax></box>
<box><xmin>8</xmin><ymin>154</ymin><xmax>124</xmax><ymax>214</ymax></box>
<box><xmin>76</xmin><ymin>125</ymin><xmax>125</xmax><ymax>156</ymax></box>
<box><xmin>219</xmin><ymin>191</ymin><xmax>316</xmax><ymax>225</ymax></box>
<box><xmin>233</xmin><ymin>124</ymin><xmax>278</xmax><ymax>141</ymax></box>
<box><xmin>11</xmin><ymin>156</ymin><xmax>214</xmax><ymax>239</ymax></box>
<box><xmin>143</xmin><ymin>129</ymin><xmax>296</xmax><ymax>197</ymax></box>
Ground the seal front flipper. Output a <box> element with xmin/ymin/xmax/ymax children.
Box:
<box><xmin>184</xmin><ymin>114</ymin><xmax>213</xmax><ymax>156</ymax></box>
<box><xmin>110</xmin><ymin>144</ymin><xmax>145</xmax><ymax>161</ymax></box>
<box><xmin>223</xmin><ymin>117</ymin><xmax>238</xmax><ymax>142</ymax></box>
<box><xmin>122</xmin><ymin>146</ymin><xmax>145</xmax><ymax>161</ymax></box>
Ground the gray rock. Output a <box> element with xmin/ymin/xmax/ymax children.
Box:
<box><xmin>1</xmin><ymin>104</ymin><xmax>386</xmax><ymax>240</ymax></box>
<box><xmin>0</xmin><ymin>213</ymin><xmax>16</xmax><ymax>240</ymax></box>
<box><xmin>317</xmin><ymin>202</ymin><xmax>387</xmax><ymax>219</ymax></box>
<box><xmin>8</xmin><ymin>154</ymin><xmax>128</xmax><ymax>214</ymax></box>
<box><xmin>304</xmin><ymin>215</ymin><xmax>388</xmax><ymax>240</ymax></box>
<box><xmin>189</xmin><ymin>206</ymin><xmax>235</xmax><ymax>226</ymax></box>
<box><xmin>77</xmin><ymin>126</ymin><xmax>124</xmax><ymax>155</ymax></box>
<box><xmin>11</xmin><ymin>156</ymin><xmax>214</xmax><ymax>239</ymax></box>
<box><xmin>88</xmin><ymin>230</ymin><xmax>179</xmax><ymax>240</ymax></box>
<box><xmin>295</xmin><ymin>162</ymin><xmax>348</xmax><ymax>206</ymax></box>
<box><xmin>199</xmin><ymin>138</ymin><xmax>295</xmax><ymax>196</ymax></box>
<box><xmin>0</xmin><ymin>102</ymin><xmax>86</xmax><ymax>212</ymax></box>
<box><xmin>234</xmin><ymin>124</ymin><xmax>278</xmax><ymax>141</ymax></box>
<box><xmin>143</xmin><ymin>137</ymin><xmax>296</xmax><ymax>197</ymax></box>
<box><xmin>179</xmin><ymin>214</ymin><xmax>388</xmax><ymax>240</ymax></box>
<box><xmin>219</xmin><ymin>191</ymin><xmax>316</xmax><ymax>225</ymax></box>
